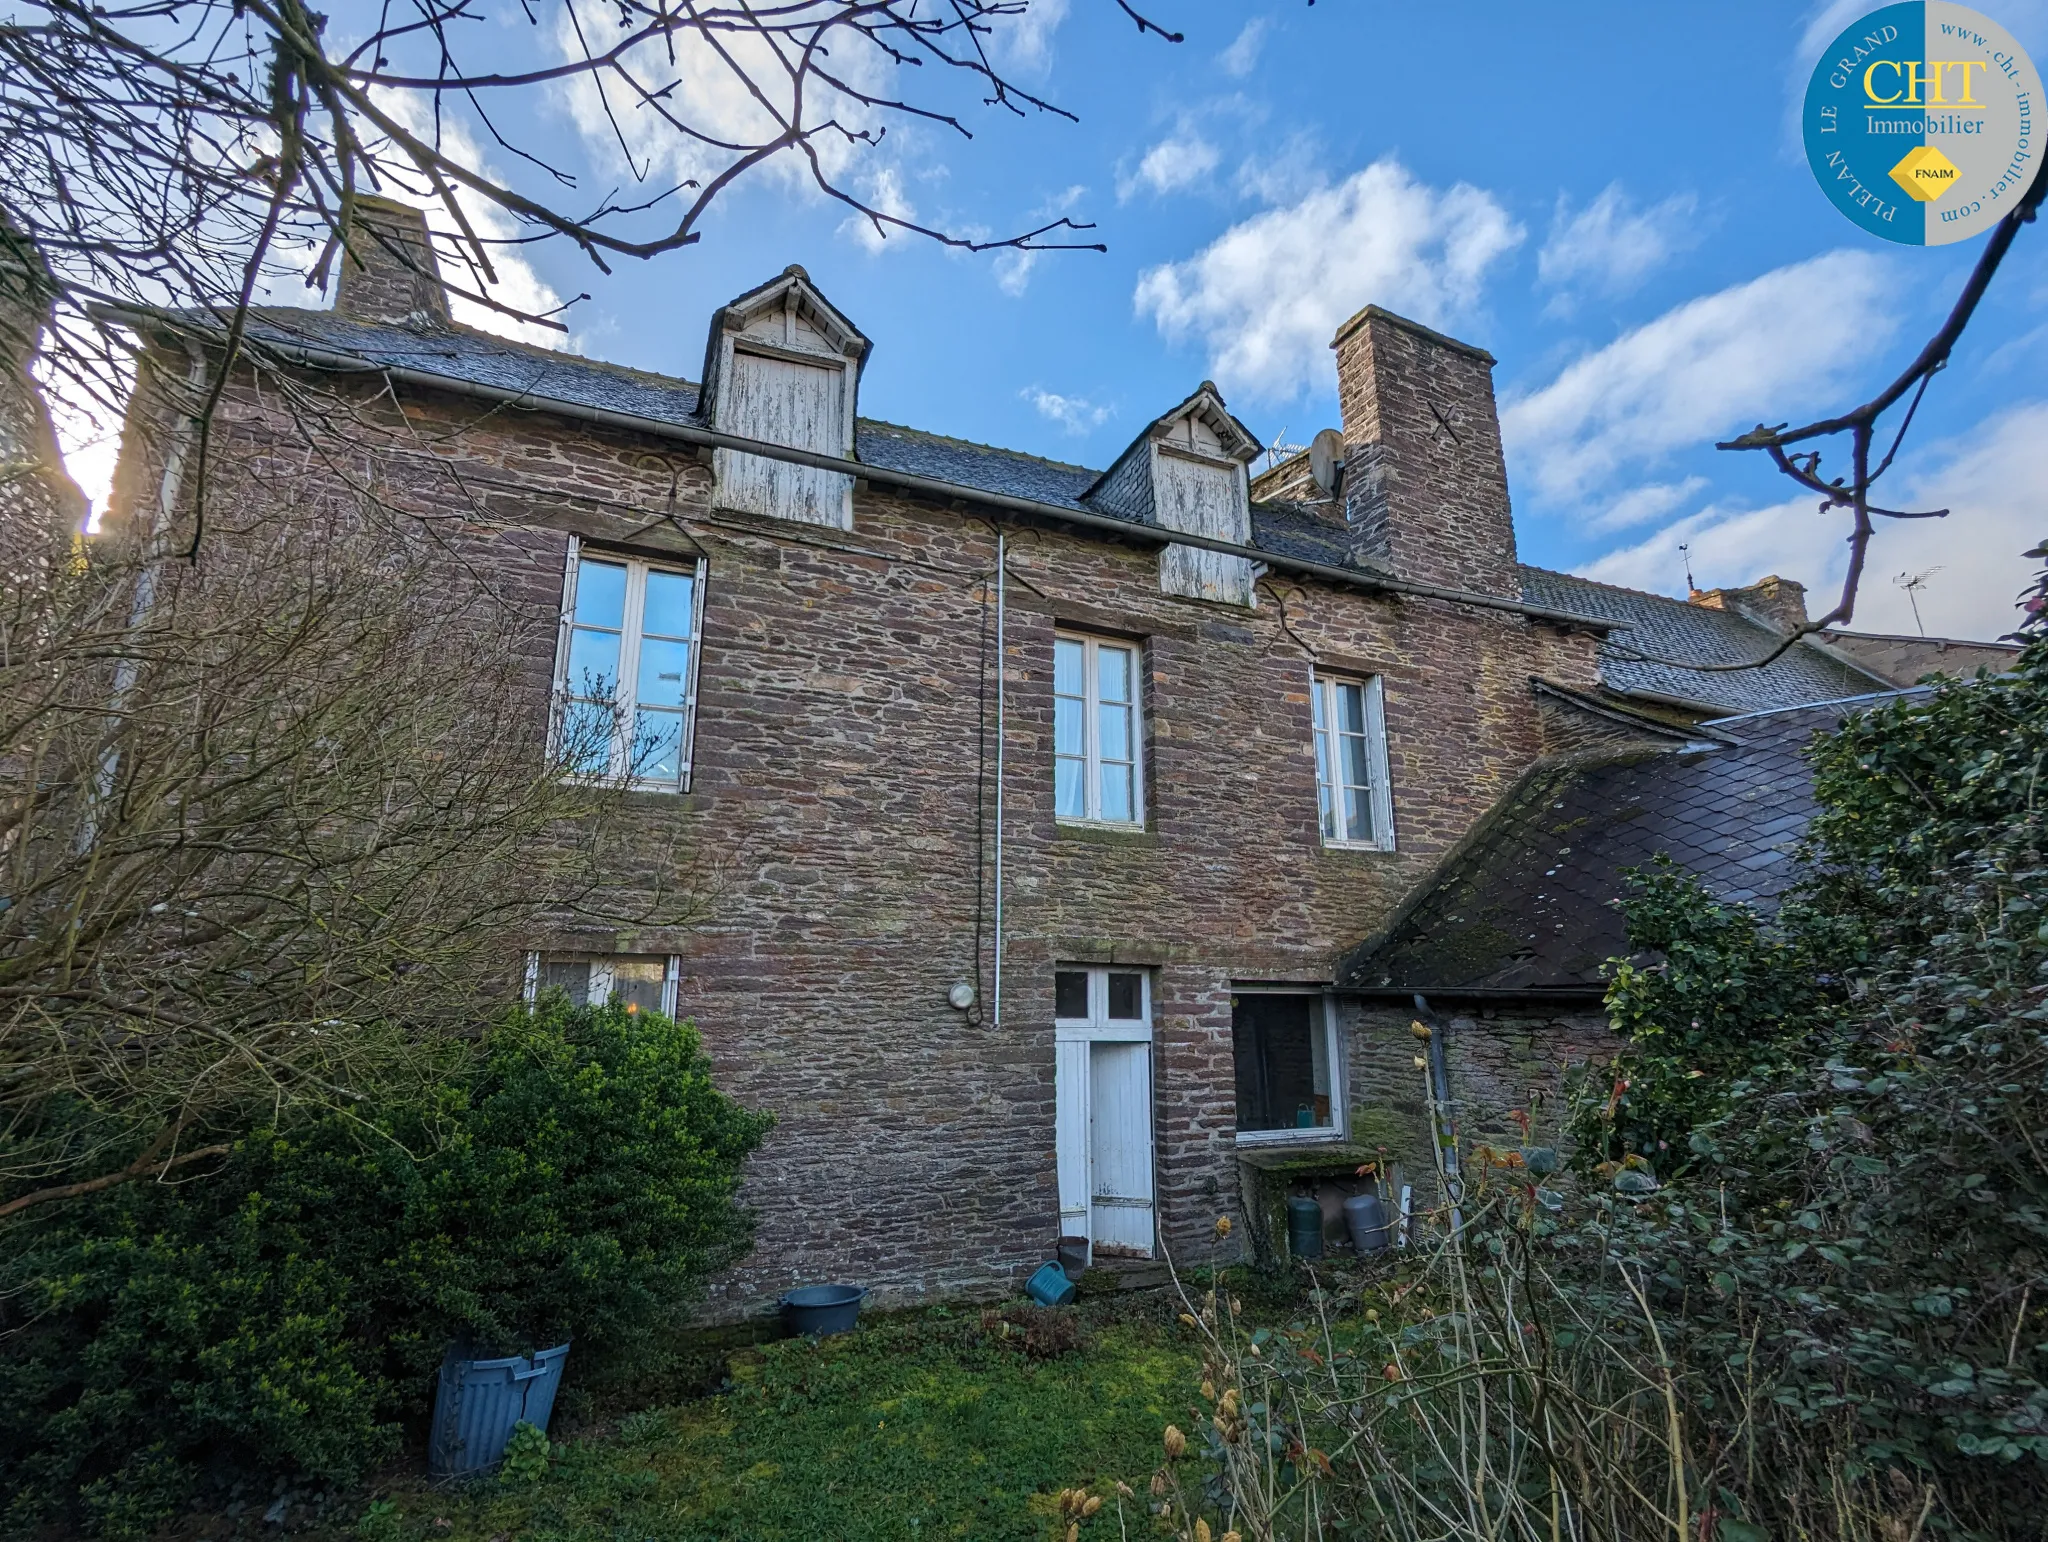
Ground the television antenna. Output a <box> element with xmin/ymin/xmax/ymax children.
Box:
<box><xmin>1894</xmin><ymin>567</ymin><xmax>1942</xmax><ymax>637</ymax></box>
<box><xmin>1678</xmin><ymin>542</ymin><xmax>1696</xmax><ymax>592</ymax></box>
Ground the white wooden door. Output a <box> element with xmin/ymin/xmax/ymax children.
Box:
<box><xmin>1087</xmin><ymin>1041</ymin><xmax>1155</xmax><ymax>1257</ymax></box>
<box><xmin>715</xmin><ymin>350</ymin><xmax>850</xmax><ymax>527</ymax></box>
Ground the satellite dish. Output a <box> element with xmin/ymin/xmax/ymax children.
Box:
<box><xmin>1309</xmin><ymin>428</ymin><xmax>1346</xmax><ymax>497</ymax></box>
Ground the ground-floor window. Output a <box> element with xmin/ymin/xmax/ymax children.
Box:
<box><xmin>1231</xmin><ymin>990</ymin><xmax>1342</xmax><ymax>1139</ymax></box>
<box><xmin>524</xmin><ymin>952</ymin><xmax>680</xmax><ymax>1018</ymax></box>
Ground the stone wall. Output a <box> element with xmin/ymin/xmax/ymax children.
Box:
<box><xmin>107</xmin><ymin>320</ymin><xmax>1608</xmax><ymax>1316</ymax></box>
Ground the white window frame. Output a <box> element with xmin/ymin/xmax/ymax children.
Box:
<box><xmin>1053</xmin><ymin>965</ymin><xmax>1153</xmax><ymax>1043</ymax></box>
<box><xmin>1231</xmin><ymin>987</ymin><xmax>1348</xmax><ymax>1147</ymax></box>
<box><xmin>1311</xmin><ymin>671</ymin><xmax>1395</xmax><ymax>851</ymax></box>
<box><xmin>523</xmin><ymin>951</ymin><xmax>682</xmax><ymax>1019</ymax></box>
<box><xmin>1054</xmin><ymin>631</ymin><xmax>1146</xmax><ymax>828</ymax></box>
<box><xmin>549</xmin><ymin>537</ymin><xmax>707</xmax><ymax>793</ymax></box>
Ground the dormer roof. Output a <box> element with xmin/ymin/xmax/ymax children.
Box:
<box><xmin>698</xmin><ymin>264</ymin><xmax>871</xmax><ymax>410</ymax></box>
<box><xmin>1082</xmin><ymin>381</ymin><xmax>1260</xmax><ymax>509</ymax></box>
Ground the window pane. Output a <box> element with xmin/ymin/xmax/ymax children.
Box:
<box><xmin>1096</xmin><ymin>644</ymin><xmax>1131</xmax><ymax>704</ymax></box>
<box><xmin>636</xmin><ymin>636</ymin><xmax>691</xmax><ymax>710</ymax></box>
<box><xmin>1107</xmin><ymin>973</ymin><xmax>1143</xmax><ymax>1020</ymax></box>
<box><xmin>610</xmin><ymin>956</ymin><xmax>667</xmax><ymax>1017</ymax></box>
<box><xmin>1055</xmin><ymin>970</ymin><xmax>1088</xmax><ymax>1019</ymax></box>
<box><xmin>567</xmin><ymin>627</ymin><xmax>621</xmax><ymax>700</ymax></box>
<box><xmin>1098</xmin><ymin>762</ymin><xmax>1134</xmax><ymax>823</ymax></box>
<box><xmin>573</xmin><ymin>558</ymin><xmax>628</xmax><ymax>628</ymax></box>
<box><xmin>1097</xmin><ymin>700</ymin><xmax>1130</xmax><ymax>763</ymax></box>
<box><xmin>1319</xmin><ymin>780</ymin><xmax>1336</xmax><ymax>841</ymax></box>
<box><xmin>540</xmin><ymin>958</ymin><xmax>591</xmax><ymax>1006</ymax></box>
<box><xmin>1055</xmin><ymin>692</ymin><xmax>1083</xmax><ymax>757</ymax></box>
<box><xmin>1232</xmin><ymin>995</ymin><xmax>1332</xmax><ymax>1132</ymax></box>
<box><xmin>1056</xmin><ymin>756</ymin><xmax>1087</xmax><ymax>819</ymax></box>
<box><xmin>559</xmin><ymin>698</ymin><xmax>616</xmax><ymax>774</ymax></box>
<box><xmin>1345</xmin><ymin>785</ymin><xmax>1375</xmax><ymax>843</ymax></box>
<box><xmin>1054</xmin><ymin>637</ymin><xmax>1086</xmax><ymax>697</ymax></box>
<box><xmin>1343</xmin><ymin>731</ymin><xmax>1371</xmax><ymax>793</ymax></box>
<box><xmin>1337</xmin><ymin>681</ymin><xmax>1366</xmax><ymax>735</ymax></box>
<box><xmin>1311</xmin><ymin>679</ymin><xmax>1327</xmax><ymax>731</ymax></box>
<box><xmin>633</xmin><ymin>708</ymin><xmax>684</xmax><ymax>781</ymax></box>
<box><xmin>640</xmin><ymin>569</ymin><xmax>694</xmax><ymax>638</ymax></box>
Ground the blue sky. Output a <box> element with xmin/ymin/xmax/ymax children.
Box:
<box><xmin>136</xmin><ymin>0</ymin><xmax>2048</xmax><ymax>638</ymax></box>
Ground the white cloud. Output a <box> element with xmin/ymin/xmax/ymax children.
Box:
<box><xmin>989</xmin><ymin>186</ymin><xmax>1087</xmax><ymax>296</ymax></box>
<box><xmin>988</xmin><ymin>0</ymin><xmax>1070</xmax><ymax>74</ymax></box>
<box><xmin>1133</xmin><ymin>157</ymin><xmax>1523</xmax><ymax>400</ymax></box>
<box><xmin>1218</xmin><ymin>18</ymin><xmax>1269</xmax><ymax>77</ymax></box>
<box><xmin>1589</xmin><ymin>476</ymin><xmax>1711</xmax><ymax>533</ymax></box>
<box><xmin>1579</xmin><ymin>400</ymin><xmax>2048</xmax><ymax>641</ymax></box>
<box><xmin>1119</xmin><ymin>131</ymin><xmax>1222</xmax><ymax>201</ymax></box>
<box><xmin>1502</xmin><ymin>250</ymin><xmax>1895</xmax><ymax>504</ymax></box>
<box><xmin>1233</xmin><ymin>130</ymin><xmax>1323</xmax><ymax>206</ymax></box>
<box><xmin>1024</xmin><ymin>387</ymin><xmax>1113</xmax><ymax>435</ymax></box>
<box><xmin>1538</xmin><ymin>183</ymin><xmax>1701</xmax><ymax>298</ymax></box>
<box><xmin>842</xmin><ymin>166</ymin><xmax>919</xmax><ymax>253</ymax></box>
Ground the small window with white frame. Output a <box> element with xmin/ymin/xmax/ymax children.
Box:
<box><xmin>1054</xmin><ymin>964</ymin><xmax>1151</xmax><ymax>1032</ymax></box>
<box><xmin>553</xmin><ymin>538</ymin><xmax>706</xmax><ymax>792</ymax></box>
<box><xmin>1310</xmin><ymin>672</ymin><xmax>1394</xmax><ymax>850</ymax></box>
<box><xmin>1232</xmin><ymin>989</ymin><xmax>1345</xmax><ymax>1142</ymax></box>
<box><xmin>525</xmin><ymin>952</ymin><xmax>680</xmax><ymax>1019</ymax></box>
<box><xmin>1054</xmin><ymin>632</ymin><xmax>1144</xmax><ymax>826</ymax></box>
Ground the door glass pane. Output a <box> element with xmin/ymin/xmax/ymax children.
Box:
<box><xmin>567</xmin><ymin>627</ymin><xmax>621</xmax><ymax>700</ymax></box>
<box><xmin>573</xmin><ymin>558</ymin><xmax>628</xmax><ymax>628</ymax></box>
<box><xmin>636</xmin><ymin>636</ymin><xmax>691</xmax><ymax>709</ymax></box>
<box><xmin>1107</xmin><ymin>972</ymin><xmax>1143</xmax><ymax>1020</ymax></box>
<box><xmin>1096</xmin><ymin>644</ymin><xmax>1131</xmax><ymax>704</ymax></box>
<box><xmin>1055</xmin><ymin>970</ymin><xmax>1088</xmax><ymax>1019</ymax></box>
<box><xmin>633</xmin><ymin>708</ymin><xmax>684</xmax><ymax>781</ymax></box>
<box><xmin>1056</xmin><ymin>757</ymin><xmax>1087</xmax><ymax>819</ymax></box>
<box><xmin>1054</xmin><ymin>692</ymin><xmax>1084</xmax><ymax>757</ymax></box>
<box><xmin>1099</xmin><ymin>761</ymin><xmax>1133</xmax><ymax>823</ymax></box>
<box><xmin>1054</xmin><ymin>637</ymin><xmax>1086</xmax><ymax>697</ymax></box>
<box><xmin>1232</xmin><ymin>995</ymin><xmax>1333</xmax><ymax>1132</ymax></box>
<box><xmin>640</xmin><ymin>569</ymin><xmax>695</xmax><ymax>638</ymax></box>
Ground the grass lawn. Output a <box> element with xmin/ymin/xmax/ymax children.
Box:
<box><xmin>358</xmin><ymin>1300</ymin><xmax>1200</xmax><ymax>1542</ymax></box>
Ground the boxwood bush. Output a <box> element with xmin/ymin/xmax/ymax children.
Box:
<box><xmin>0</xmin><ymin>999</ymin><xmax>771</xmax><ymax>1537</ymax></box>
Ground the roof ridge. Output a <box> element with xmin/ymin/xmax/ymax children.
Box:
<box><xmin>1705</xmin><ymin>685</ymin><xmax>1928</xmax><ymax>725</ymax></box>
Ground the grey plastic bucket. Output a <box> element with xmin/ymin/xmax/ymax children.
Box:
<box><xmin>782</xmin><ymin>1284</ymin><xmax>866</xmax><ymax>1336</ymax></box>
<box><xmin>428</xmin><ymin>1340</ymin><xmax>571</xmax><ymax>1478</ymax></box>
<box><xmin>1055</xmin><ymin>1235</ymin><xmax>1091</xmax><ymax>1279</ymax></box>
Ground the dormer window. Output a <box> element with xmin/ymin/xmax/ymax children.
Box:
<box><xmin>1082</xmin><ymin>383</ymin><xmax>1263</xmax><ymax>608</ymax></box>
<box><xmin>702</xmin><ymin>265</ymin><xmax>870</xmax><ymax>530</ymax></box>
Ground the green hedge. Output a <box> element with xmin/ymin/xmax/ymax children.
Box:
<box><xmin>0</xmin><ymin>1000</ymin><xmax>771</xmax><ymax>1537</ymax></box>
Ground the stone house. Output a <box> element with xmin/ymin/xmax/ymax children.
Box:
<box><xmin>102</xmin><ymin>199</ymin><xmax>1991</xmax><ymax>1311</ymax></box>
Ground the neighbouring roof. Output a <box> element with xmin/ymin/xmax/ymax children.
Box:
<box><xmin>1344</xmin><ymin>692</ymin><xmax>1915</xmax><ymax>995</ymax></box>
<box><xmin>1520</xmin><ymin>567</ymin><xmax>1887</xmax><ymax>717</ymax></box>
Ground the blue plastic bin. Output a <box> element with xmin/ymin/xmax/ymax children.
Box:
<box><xmin>428</xmin><ymin>1341</ymin><xmax>571</xmax><ymax>1478</ymax></box>
<box><xmin>1026</xmin><ymin>1260</ymin><xmax>1078</xmax><ymax>1305</ymax></box>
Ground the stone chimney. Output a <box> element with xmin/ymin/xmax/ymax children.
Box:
<box><xmin>1332</xmin><ymin>305</ymin><xmax>1519</xmax><ymax>597</ymax></box>
<box><xmin>1689</xmin><ymin>574</ymin><xmax>1808</xmax><ymax>634</ymax></box>
<box><xmin>333</xmin><ymin>196</ymin><xmax>449</xmax><ymax>327</ymax></box>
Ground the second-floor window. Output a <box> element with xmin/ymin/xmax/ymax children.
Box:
<box><xmin>1311</xmin><ymin>673</ymin><xmax>1394</xmax><ymax>850</ymax></box>
<box><xmin>1055</xmin><ymin>632</ymin><xmax>1144</xmax><ymax>825</ymax></box>
<box><xmin>554</xmin><ymin>540</ymin><xmax>705</xmax><ymax>792</ymax></box>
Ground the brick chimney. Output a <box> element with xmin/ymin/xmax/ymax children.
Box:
<box><xmin>1689</xmin><ymin>574</ymin><xmax>1808</xmax><ymax>634</ymax></box>
<box><xmin>333</xmin><ymin>196</ymin><xmax>449</xmax><ymax>327</ymax></box>
<box><xmin>1331</xmin><ymin>305</ymin><xmax>1519</xmax><ymax>597</ymax></box>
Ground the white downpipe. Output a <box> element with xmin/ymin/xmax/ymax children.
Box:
<box><xmin>992</xmin><ymin>532</ymin><xmax>1006</xmax><ymax>1030</ymax></box>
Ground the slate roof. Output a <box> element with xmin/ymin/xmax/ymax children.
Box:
<box><xmin>1346</xmin><ymin>692</ymin><xmax>1915</xmax><ymax>994</ymax></box>
<box><xmin>1520</xmin><ymin>567</ymin><xmax>1886</xmax><ymax>716</ymax></box>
